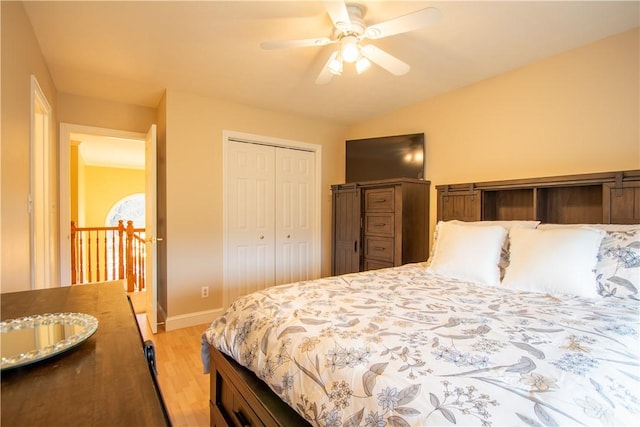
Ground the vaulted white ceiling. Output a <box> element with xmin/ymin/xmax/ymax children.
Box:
<box><xmin>23</xmin><ymin>1</ymin><xmax>639</xmax><ymax>125</ymax></box>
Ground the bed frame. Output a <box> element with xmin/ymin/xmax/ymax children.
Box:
<box><xmin>208</xmin><ymin>169</ymin><xmax>640</xmax><ymax>427</ymax></box>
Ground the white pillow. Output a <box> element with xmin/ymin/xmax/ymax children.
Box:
<box><xmin>502</xmin><ymin>227</ymin><xmax>605</xmax><ymax>298</ymax></box>
<box><xmin>427</xmin><ymin>221</ymin><xmax>507</xmax><ymax>286</ymax></box>
<box><xmin>426</xmin><ymin>220</ymin><xmax>540</xmax><ymax>278</ymax></box>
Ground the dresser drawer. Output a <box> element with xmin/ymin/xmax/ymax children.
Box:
<box><xmin>364</xmin><ymin>259</ymin><xmax>394</xmax><ymax>271</ymax></box>
<box><xmin>364</xmin><ymin>237</ymin><xmax>394</xmax><ymax>262</ymax></box>
<box><xmin>231</xmin><ymin>391</ymin><xmax>263</xmax><ymax>427</ymax></box>
<box><xmin>364</xmin><ymin>188</ymin><xmax>395</xmax><ymax>212</ymax></box>
<box><xmin>213</xmin><ymin>369</ymin><xmax>265</xmax><ymax>427</ymax></box>
<box><xmin>364</xmin><ymin>213</ymin><xmax>395</xmax><ymax>236</ymax></box>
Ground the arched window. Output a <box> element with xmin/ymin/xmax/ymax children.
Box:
<box><xmin>104</xmin><ymin>194</ymin><xmax>146</xmax><ymax>290</ymax></box>
<box><xmin>106</xmin><ymin>193</ymin><xmax>145</xmax><ymax>228</ymax></box>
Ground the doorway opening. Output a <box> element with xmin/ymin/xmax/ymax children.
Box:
<box><xmin>59</xmin><ymin>124</ymin><xmax>148</xmax><ymax>286</ymax></box>
<box><xmin>59</xmin><ymin>123</ymin><xmax>158</xmax><ymax>331</ymax></box>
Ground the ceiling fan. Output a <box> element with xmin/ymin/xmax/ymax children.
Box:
<box><xmin>260</xmin><ymin>1</ymin><xmax>442</xmax><ymax>84</ymax></box>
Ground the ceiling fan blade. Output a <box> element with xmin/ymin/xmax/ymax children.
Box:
<box><xmin>315</xmin><ymin>51</ymin><xmax>338</xmax><ymax>85</ymax></box>
<box><xmin>261</xmin><ymin>37</ymin><xmax>333</xmax><ymax>50</ymax></box>
<box><xmin>365</xmin><ymin>7</ymin><xmax>441</xmax><ymax>39</ymax></box>
<box><xmin>361</xmin><ymin>45</ymin><xmax>410</xmax><ymax>76</ymax></box>
<box><xmin>323</xmin><ymin>0</ymin><xmax>351</xmax><ymax>32</ymax></box>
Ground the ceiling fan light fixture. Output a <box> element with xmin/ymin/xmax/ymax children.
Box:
<box><xmin>328</xmin><ymin>52</ymin><xmax>343</xmax><ymax>75</ymax></box>
<box><xmin>355</xmin><ymin>56</ymin><xmax>371</xmax><ymax>74</ymax></box>
<box><xmin>341</xmin><ymin>35</ymin><xmax>360</xmax><ymax>63</ymax></box>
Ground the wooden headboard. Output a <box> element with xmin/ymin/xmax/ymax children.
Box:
<box><xmin>436</xmin><ymin>170</ymin><xmax>640</xmax><ymax>224</ymax></box>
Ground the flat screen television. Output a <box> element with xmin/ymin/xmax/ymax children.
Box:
<box><xmin>345</xmin><ymin>133</ymin><xmax>425</xmax><ymax>183</ymax></box>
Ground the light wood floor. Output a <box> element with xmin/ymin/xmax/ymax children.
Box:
<box><xmin>137</xmin><ymin>314</ymin><xmax>211</xmax><ymax>427</ymax></box>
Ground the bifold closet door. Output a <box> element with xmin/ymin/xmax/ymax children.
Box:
<box><xmin>225</xmin><ymin>140</ymin><xmax>315</xmax><ymax>305</ymax></box>
<box><xmin>226</xmin><ymin>141</ymin><xmax>276</xmax><ymax>303</ymax></box>
<box><xmin>275</xmin><ymin>148</ymin><xmax>315</xmax><ymax>285</ymax></box>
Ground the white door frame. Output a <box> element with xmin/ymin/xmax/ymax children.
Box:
<box><xmin>222</xmin><ymin>130</ymin><xmax>322</xmax><ymax>308</ymax></box>
<box><xmin>30</xmin><ymin>75</ymin><xmax>54</xmax><ymax>289</ymax></box>
<box><xmin>58</xmin><ymin>123</ymin><xmax>149</xmax><ymax>286</ymax></box>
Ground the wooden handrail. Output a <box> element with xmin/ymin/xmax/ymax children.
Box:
<box><xmin>70</xmin><ymin>220</ymin><xmax>146</xmax><ymax>292</ymax></box>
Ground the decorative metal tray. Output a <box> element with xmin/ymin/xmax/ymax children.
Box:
<box><xmin>0</xmin><ymin>312</ymin><xmax>99</xmax><ymax>370</ymax></box>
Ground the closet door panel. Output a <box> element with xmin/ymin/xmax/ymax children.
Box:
<box><xmin>275</xmin><ymin>148</ymin><xmax>315</xmax><ymax>285</ymax></box>
<box><xmin>226</xmin><ymin>141</ymin><xmax>276</xmax><ymax>304</ymax></box>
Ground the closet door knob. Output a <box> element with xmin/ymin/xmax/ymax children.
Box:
<box><xmin>286</xmin><ymin>235</ymin><xmax>291</xmax><ymax>239</ymax></box>
<box><xmin>259</xmin><ymin>235</ymin><xmax>264</xmax><ymax>240</ymax></box>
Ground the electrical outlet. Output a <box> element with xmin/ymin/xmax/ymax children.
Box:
<box><xmin>201</xmin><ymin>286</ymin><xmax>209</xmax><ymax>298</ymax></box>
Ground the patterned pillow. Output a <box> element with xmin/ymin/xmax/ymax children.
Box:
<box><xmin>595</xmin><ymin>229</ymin><xmax>640</xmax><ymax>301</ymax></box>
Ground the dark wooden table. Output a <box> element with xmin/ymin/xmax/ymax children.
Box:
<box><xmin>1</xmin><ymin>282</ymin><xmax>171</xmax><ymax>426</ymax></box>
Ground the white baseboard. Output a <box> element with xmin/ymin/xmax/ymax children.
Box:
<box><xmin>164</xmin><ymin>308</ymin><xmax>224</xmax><ymax>331</ymax></box>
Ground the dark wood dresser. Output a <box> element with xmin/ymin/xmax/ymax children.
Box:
<box><xmin>1</xmin><ymin>282</ymin><xmax>171</xmax><ymax>426</ymax></box>
<box><xmin>331</xmin><ymin>178</ymin><xmax>431</xmax><ymax>275</ymax></box>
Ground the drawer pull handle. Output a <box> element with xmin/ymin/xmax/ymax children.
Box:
<box><xmin>375</xmin><ymin>247</ymin><xmax>386</xmax><ymax>251</ymax></box>
<box><xmin>234</xmin><ymin>410</ymin><xmax>251</xmax><ymax>427</ymax></box>
<box><xmin>374</xmin><ymin>199</ymin><xmax>386</xmax><ymax>203</ymax></box>
<box><xmin>374</xmin><ymin>223</ymin><xmax>386</xmax><ymax>227</ymax></box>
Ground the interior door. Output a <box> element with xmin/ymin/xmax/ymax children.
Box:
<box><xmin>225</xmin><ymin>141</ymin><xmax>276</xmax><ymax>305</ymax></box>
<box><xmin>275</xmin><ymin>148</ymin><xmax>315</xmax><ymax>285</ymax></box>
<box><xmin>144</xmin><ymin>124</ymin><xmax>159</xmax><ymax>333</ymax></box>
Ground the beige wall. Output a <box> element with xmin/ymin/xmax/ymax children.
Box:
<box><xmin>347</xmin><ymin>28</ymin><xmax>640</xmax><ymax>238</ymax></box>
<box><xmin>162</xmin><ymin>89</ymin><xmax>347</xmax><ymax>327</ymax></box>
<box><xmin>1</xmin><ymin>1</ymin><xmax>57</xmax><ymax>293</ymax></box>
<box><xmin>58</xmin><ymin>93</ymin><xmax>157</xmax><ymax>134</ymax></box>
<box><xmin>81</xmin><ymin>166</ymin><xmax>145</xmax><ymax>227</ymax></box>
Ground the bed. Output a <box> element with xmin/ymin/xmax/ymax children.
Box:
<box><xmin>203</xmin><ymin>171</ymin><xmax>640</xmax><ymax>427</ymax></box>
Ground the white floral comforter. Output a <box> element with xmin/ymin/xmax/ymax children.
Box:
<box><xmin>204</xmin><ymin>263</ymin><xmax>640</xmax><ymax>426</ymax></box>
